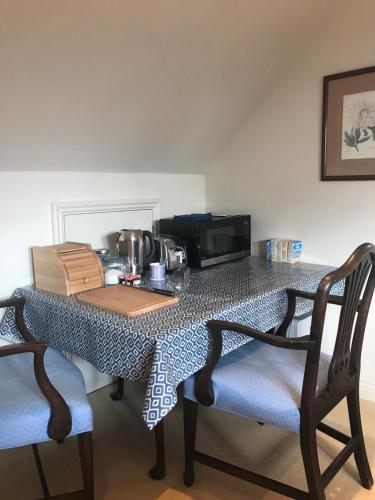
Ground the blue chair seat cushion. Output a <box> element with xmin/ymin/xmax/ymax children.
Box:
<box><xmin>184</xmin><ymin>339</ymin><xmax>331</xmax><ymax>433</ymax></box>
<box><xmin>0</xmin><ymin>347</ymin><xmax>93</xmax><ymax>450</ymax></box>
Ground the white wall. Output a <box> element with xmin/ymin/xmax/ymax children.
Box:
<box><xmin>0</xmin><ymin>0</ymin><xmax>340</xmax><ymax>175</ymax></box>
<box><xmin>0</xmin><ymin>170</ymin><xmax>204</xmax><ymax>390</ymax></box>
<box><xmin>0</xmin><ymin>171</ymin><xmax>205</xmax><ymax>299</ymax></box>
<box><xmin>206</xmin><ymin>0</ymin><xmax>375</xmax><ymax>400</ymax></box>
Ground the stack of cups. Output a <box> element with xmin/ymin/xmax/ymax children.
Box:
<box><xmin>149</xmin><ymin>262</ymin><xmax>166</xmax><ymax>281</ymax></box>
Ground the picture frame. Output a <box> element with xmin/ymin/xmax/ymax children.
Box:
<box><xmin>321</xmin><ymin>65</ymin><xmax>375</xmax><ymax>181</ymax></box>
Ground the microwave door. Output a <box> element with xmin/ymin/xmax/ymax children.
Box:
<box><xmin>199</xmin><ymin>218</ymin><xmax>250</xmax><ymax>266</ymax></box>
<box><xmin>201</xmin><ymin>226</ymin><xmax>239</xmax><ymax>259</ymax></box>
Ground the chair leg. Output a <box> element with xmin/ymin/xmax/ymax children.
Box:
<box><xmin>110</xmin><ymin>376</ymin><xmax>124</xmax><ymax>401</ymax></box>
<box><xmin>347</xmin><ymin>389</ymin><xmax>374</xmax><ymax>489</ymax></box>
<box><xmin>78</xmin><ymin>432</ymin><xmax>94</xmax><ymax>500</ymax></box>
<box><xmin>183</xmin><ymin>398</ymin><xmax>198</xmax><ymax>487</ymax></box>
<box><xmin>32</xmin><ymin>444</ymin><xmax>50</xmax><ymax>499</ymax></box>
<box><xmin>300</xmin><ymin>425</ymin><xmax>326</xmax><ymax>500</ymax></box>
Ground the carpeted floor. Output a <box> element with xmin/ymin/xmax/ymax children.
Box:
<box><xmin>1</xmin><ymin>381</ymin><xmax>374</xmax><ymax>499</ymax></box>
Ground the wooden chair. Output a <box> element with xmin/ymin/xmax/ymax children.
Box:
<box><xmin>183</xmin><ymin>243</ymin><xmax>374</xmax><ymax>499</ymax></box>
<box><xmin>0</xmin><ymin>297</ymin><xmax>94</xmax><ymax>499</ymax></box>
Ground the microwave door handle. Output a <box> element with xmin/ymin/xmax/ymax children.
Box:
<box><xmin>196</xmin><ymin>241</ymin><xmax>201</xmax><ymax>260</ymax></box>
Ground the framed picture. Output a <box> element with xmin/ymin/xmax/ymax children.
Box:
<box><xmin>321</xmin><ymin>65</ymin><xmax>375</xmax><ymax>180</ymax></box>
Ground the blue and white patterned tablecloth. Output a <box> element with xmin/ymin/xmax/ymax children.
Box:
<box><xmin>0</xmin><ymin>257</ymin><xmax>339</xmax><ymax>429</ymax></box>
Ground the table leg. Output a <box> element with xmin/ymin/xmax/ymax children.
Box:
<box><xmin>149</xmin><ymin>420</ymin><xmax>166</xmax><ymax>480</ymax></box>
<box><xmin>110</xmin><ymin>377</ymin><xmax>124</xmax><ymax>401</ymax></box>
<box><xmin>110</xmin><ymin>377</ymin><xmax>166</xmax><ymax>479</ymax></box>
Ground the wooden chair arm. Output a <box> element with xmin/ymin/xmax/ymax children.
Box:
<box><xmin>275</xmin><ymin>288</ymin><xmax>348</xmax><ymax>337</ymax></box>
<box><xmin>194</xmin><ymin>319</ymin><xmax>317</xmax><ymax>406</ymax></box>
<box><xmin>207</xmin><ymin>320</ymin><xmax>316</xmax><ymax>350</ymax></box>
<box><xmin>0</xmin><ymin>298</ymin><xmax>36</xmax><ymax>342</ymax></box>
<box><xmin>195</xmin><ymin>284</ymin><xmax>348</xmax><ymax>405</ymax></box>
<box><xmin>286</xmin><ymin>288</ymin><xmax>345</xmax><ymax>306</ymax></box>
<box><xmin>0</xmin><ymin>342</ymin><xmax>72</xmax><ymax>441</ymax></box>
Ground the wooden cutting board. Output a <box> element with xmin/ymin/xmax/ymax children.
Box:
<box><xmin>77</xmin><ymin>285</ymin><xmax>178</xmax><ymax>317</ymax></box>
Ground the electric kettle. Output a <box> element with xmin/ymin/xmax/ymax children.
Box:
<box><xmin>116</xmin><ymin>229</ymin><xmax>155</xmax><ymax>274</ymax></box>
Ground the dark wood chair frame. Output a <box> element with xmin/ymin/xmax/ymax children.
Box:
<box><xmin>0</xmin><ymin>298</ymin><xmax>94</xmax><ymax>500</ymax></box>
<box><xmin>183</xmin><ymin>242</ymin><xmax>375</xmax><ymax>499</ymax></box>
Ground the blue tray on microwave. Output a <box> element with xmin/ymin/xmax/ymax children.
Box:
<box><xmin>173</xmin><ymin>213</ymin><xmax>213</xmax><ymax>221</ymax></box>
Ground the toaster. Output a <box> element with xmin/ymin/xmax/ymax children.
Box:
<box><xmin>154</xmin><ymin>235</ymin><xmax>187</xmax><ymax>272</ymax></box>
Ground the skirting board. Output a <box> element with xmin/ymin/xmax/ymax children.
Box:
<box><xmin>70</xmin><ymin>354</ymin><xmax>114</xmax><ymax>393</ymax></box>
<box><xmin>360</xmin><ymin>380</ymin><xmax>375</xmax><ymax>403</ymax></box>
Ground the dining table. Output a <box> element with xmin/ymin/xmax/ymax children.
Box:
<box><xmin>0</xmin><ymin>256</ymin><xmax>341</xmax><ymax>479</ymax></box>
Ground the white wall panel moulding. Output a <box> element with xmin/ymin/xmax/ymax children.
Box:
<box><xmin>51</xmin><ymin>198</ymin><xmax>160</xmax><ymax>244</ymax></box>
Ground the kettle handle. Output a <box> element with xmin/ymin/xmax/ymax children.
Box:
<box><xmin>143</xmin><ymin>230</ymin><xmax>155</xmax><ymax>261</ymax></box>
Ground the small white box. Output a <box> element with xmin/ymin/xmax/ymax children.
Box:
<box><xmin>265</xmin><ymin>238</ymin><xmax>302</xmax><ymax>263</ymax></box>
<box><xmin>281</xmin><ymin>240</ymin><xmax>289</xmax><ymax>262</ymax></box>
<box><xmin>275</xmin><ymin>240</ymin><xmax>283</xmax><ymax>262</ymax></box>
<box><xmin>287</xmin><ymin>240</ymin><xmax>302</xmax><ymax>263</ymax></box>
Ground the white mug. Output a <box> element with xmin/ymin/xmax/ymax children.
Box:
<box><xmin>149</xmin><ymin>262</ymin><xmax>165</xmax><ymax>281</ymax></box>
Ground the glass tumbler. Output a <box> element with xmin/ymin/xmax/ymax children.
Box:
<box><xmin>171</xmin><ymin>266</ymin><xmax>190</xmax><ymax>293</ymax></box>
<box><xmin>103</xmin><ymin>256</ymin><xmax>127</xmax><ymax>285</ymax></box>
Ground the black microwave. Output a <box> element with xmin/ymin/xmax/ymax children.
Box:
<box><xmin>159</xmin><ymin>214</ymin><xmax>251</xmax><ymax>268</ymax></box>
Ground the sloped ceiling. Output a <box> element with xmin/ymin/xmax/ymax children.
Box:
<box><xmin>0</xmin><ymin>0</ymin><xmax>341</xmax><ymax>173</ymax></box>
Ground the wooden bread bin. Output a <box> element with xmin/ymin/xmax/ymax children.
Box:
<box><xmin>32</xmin><ymin>243</ymin><xmax>104</xmax><ymax>296</ymax></box>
